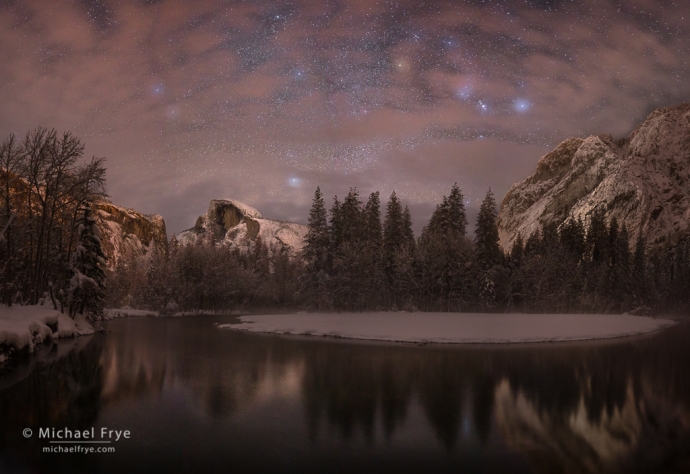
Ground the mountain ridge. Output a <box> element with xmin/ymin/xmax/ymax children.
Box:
<box><xmin>498</xmin><ymin>102</ymin><xmax>690</xmax><ymax>252</ymax></box>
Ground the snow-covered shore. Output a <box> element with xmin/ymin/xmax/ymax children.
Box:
<box><xmin>218</xmin><ymin>312</ymin><xmax>676</xmax><ymax>344</ymax></box>
<box><xmin>0</xmin><ymin>305</ymin><xmax>95</xmax><ymax>364</ymax></box>
<box><xmin>103</xmin><ymin>307</ymin><xmax>160</xmax><ymax>319</ymax></box>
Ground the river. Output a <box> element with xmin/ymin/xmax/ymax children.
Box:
<box><xmin>1</xmin><ymin>315</ymin><xmax>689</xmax><ymax>473</ymax></box>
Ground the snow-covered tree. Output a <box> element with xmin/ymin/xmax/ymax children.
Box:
<box><xmin>67</xmin><ymin>205</ymin><xmax>107</xmax><ymax>319</ymax></box>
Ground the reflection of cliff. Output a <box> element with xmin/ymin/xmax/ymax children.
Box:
<box><xmin>17</xmin><ymin>318</ymin><xmax>686</xmax><ymax>473</ymax></box>
<box><xmin>98</xmin><ymin>320</ymin><xmax>306</xmax><ymax>419</ymax></box>
<box><xmin>297</xmin><ymin>326</ymin><xmax>690</xmax><ymax>471</ymax></box>
<box><xmin>99</xmin><ymin>327</ymin><xmax>167</xmax><ymax>405</ymax></box>
<box><xmin>491</xmin><ymin>329</ymin><xmax>690</xmax><ymax>474</ymax></box>
<box><xmin>494</xmin><ymin>378</ymin><xmax>642</xmax><ymax>473</ymax></box>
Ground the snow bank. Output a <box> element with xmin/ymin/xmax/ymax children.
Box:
<box><xmin>103</xmin><ymin>307</ymin><xmax>159</xmax><ymax>319</ymax></box>
<box><xmin>218</xmin><ymin>312</ymin><xmax>676</xmax><ymax>344</ymax></box>
<box><xmin>0</xmin><ymin>305</ymin><xmax>94</xmax><ymax>360</ymax></box>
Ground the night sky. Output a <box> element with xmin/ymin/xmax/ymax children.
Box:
<box><xmin>1</xmin><ymin>0</ymin><xmax>689</xmax><ymax>236</ymax></box>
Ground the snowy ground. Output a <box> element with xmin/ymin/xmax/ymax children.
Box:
<box><xmin>0</xmin><ymin>305</ymin><xmax>95</xmax><ymax>363</ymax></box>
<box><xmin>218</xmin><ymin>312</ymin><xmax>676</xmax><ymax>344</ymax></box>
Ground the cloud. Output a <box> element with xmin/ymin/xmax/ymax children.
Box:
<box><xmin>1</xmin><ymin>0</ymin><xmax>689</xmax><ymax>234</ymax></box>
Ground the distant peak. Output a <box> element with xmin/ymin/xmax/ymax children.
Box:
<box><xmin>208</xmin><ymin>199</ymin><xmax>264</xmax><ymax>219</ymax></box>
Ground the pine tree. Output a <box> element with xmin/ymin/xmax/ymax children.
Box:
<box><xmin>417</xmin><ymin>185</ymin><xmax>473</xmax><ymax>312</ymax></box>
<box><xmin>608</xmin><ymin>217</ymin><xmax>620</xmax><ymax>266</ymax></box>
<box><xmin>329</xmin><ymin>196</ymin><xmax>343</xmax><ymax>251</ymax></box>
<box><xmin>299</xmin><ymin>187</ymin><xmax>331</xmax><ymax>310</ymax></box>
<box><xmin>609</xmin><ymin>223</ymin><xmax>632</xmax><ymax>310</ymax></box>
<box><xmin>524</xmin><ymin>231</ymin><xmax>542</xmax><ymax>258</ymax></box>
<box><xmin>340</xmin><ymin>188</ymin><xmax>363</xmax><ymax>244</ymax></box>
<box><xmin>587</xmin><ymin>206</ymin><xmax>608</xmax><ymax>264</ymax></box>
<box><xmin>362</xmin><ymin>192</ymin><xmax>384</xmax><ymax>309</ymax></box>
<box><xmin>541</xmin><ymin>221</ymin><xmax>559</xmax><ymax>253</ymax></box>
<box><xmin>383</xmin><ymin>191</ymin><xmax>405</xmax><ymax>262</ymax></box>
<box><xmin>251</xmin><ymin>236</ymin><xmax>270</xmax><ymax>278</ymax></box>
<box><xmin>559</xmin><ymin>218</ymin><xmax>585</xmax><ymax>260</ymax></box>
<box><xmin>446</xmin><ymin>183</ymin><xmax>468</xmax><ymax>237</ymax></box>
<box><xmin>510</xmin><ymin>233</ymin><xmax>524</xmax><ymax>266</ymax></box>
<box><xmin>302</xmin><ymin>187</ymin><xmax>329</xmax><ymax>272</ymax></box>
<box><xmin>363</xmin><ymin>191</ymin><xmax>383</xmax><ymax>247</ymax></box>
<box><xmin>402</xmin><ymin>205</ymin><xmax>415</xmax><ymax>249</ymax></box>
<box><xmin>424</xmin><ymin>183</ymin><xmax>467</xmax><ymax>239</ymax></box>
<box><xmin>632</xmin><ymin>234</ymin><xmax>647</xmax><ymax>305</ymax></box>
<box><xmin>474</xmin><ymin>189</ymin><xmax>501</xmax><ymax>269</ymax></box>
<box><xmin>383</xmin><ymin>191</ymin><xmax>405</xmax><ymax>307</ymax></box>
<box><xmin>67</xmin><ymin>205</ymin><xmax>107</xmax><ymax>320</ymax></box>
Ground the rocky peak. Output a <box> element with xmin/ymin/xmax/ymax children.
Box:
<box><xmin>94</xmin><ymin>200</ymin><xmax>168</xmax><ymax>267</ymax></box>
<box><xmin>178</xmin><ymin>199</ymin><xmax>307</xmax><ymax>254</ymax></box>
<box><xmin>498</xmin><ymin>103</ymin><xmax>690</xmax><ymax>252</ymax></box>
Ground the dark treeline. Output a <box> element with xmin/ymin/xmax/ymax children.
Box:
<box><xmin>107</xmin><ymin>182</ymin><xmax>690</xmax><ymax>314</ymax></box>
<box><xmin>299</xmin><ymin>185</ymin><xmax>690</xmax><ymax>314</ymax></box>
<box><xmin>0</xmin><ymin>128</ymin><xmax>107</xmax><ymax>317</ymax></box>
<box><xmin>106</xmin><ymin>234</ymin><xmax>302</xmax><ymax>312</ymax></box>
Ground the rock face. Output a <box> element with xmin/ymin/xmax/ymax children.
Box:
<box><xmin>498</xmin><ymin>103</ymin><xmax>690</xmax><ymax>253</ymax></box>
<box><xmin>94</xmin><ymin>201</ymin><xmax>168</xmax><ymax>267</ymax></box>
<box><xmin>177</xmin><ymin>199</ymin><xmax>307</xmax><ymax>254</ymax></box>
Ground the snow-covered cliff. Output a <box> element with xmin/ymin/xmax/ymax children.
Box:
<box><xmin>177</xmin><ymin>199</ymin><xmax>307</xmax><ymax>254</ymax></box>
<box><xmin>498</xmin><ymin>103</ymin><xmax>690</xmax><ymax>252</ymax></box>
<box><xmin>94</xmin><ymin>201</ymin><xmax>168</xmax><ymax>266</ymax></box>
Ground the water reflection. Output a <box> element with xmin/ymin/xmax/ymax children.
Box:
<box><xmin>1</xmin><ymin>317</ymin><xmax>689</xmax><ymax>473</ymax></box>
<box><xmin>0</xmin><ymin>335</ymin><xmax>104</xmax><ymax>473</ymax></box>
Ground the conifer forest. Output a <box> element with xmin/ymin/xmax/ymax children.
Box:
<box><xmin>109</xmin><ymin>184</ymin><xmax>690</xmax><ymax>316</ymax></box>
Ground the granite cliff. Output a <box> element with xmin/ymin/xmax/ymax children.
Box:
<box><xmin>94</xmin><ymin>201</ymin><xmax>168</xmax><ymax>266</ymax></box>
<box><xmin>498</xmin><ymin>103</ymin><xmax>690</xmax><ymax>252</ymax></box>
<box><xmin>177</xmin><ymin>199</ymin><xmax>307</xmax><ymax>254</ymax></box>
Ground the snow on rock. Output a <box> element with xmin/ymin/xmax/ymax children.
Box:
<box><xmin>217</xmin><ymin>313</ymin><xmax>675</xmax><ymax>344</ymax></box>
<box><xmin>498</xmin><ymin>103</ymin><xmax>690</xmax><ymax>253</ymax></box>
<box><xmin>177</xmin><ymin>199</ymin><xmax>307</xmax><ymax>255</ymax></box>
<box><xmin>94</xmin><ymin>200</ymin><xmax>168</xmax><ymax>267</ymax></box>
<box><xmin>0</xmin><ymin>305</ymin><xmax>95</xmax><ymax>361</ymax></box>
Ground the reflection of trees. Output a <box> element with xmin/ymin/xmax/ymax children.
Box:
<box><xmin>100</xmin><ymin>319</ymin><xmax>304</xmax><ymax>419</ymax></box>
<box><xmin>301</xmin><ymin>345</ymin><xmax>413</xmax><ymax>442</ymax></box>
<box><xmin>0</xmin><ymin>334</ymin><xmax>105</xmax><ymax>472</ymax></box>
<box><xmin>5</xmin><ymin>318</ymin><xmax>689</xmax><ymax>473</ymax></box>
<box><xmin>417</xmin><ymin>356</ymin><xmax>465</xmax><ymax>450</ymax></box>
<box><xmin>300</xmin><ymin>344</ymin><xmax>491</xmax><ymax>449</ymax></box>
<box><xmin>297</xmin><ymin>325</ymin><xmax>690</xmax><ymax>472</ymax></box>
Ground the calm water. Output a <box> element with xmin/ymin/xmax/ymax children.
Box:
<box><xmin>1</xmin><ymin>316</ymin><xmax>689</xmax><ymax>474</ymax></box>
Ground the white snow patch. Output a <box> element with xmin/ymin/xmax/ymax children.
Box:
<box><xmin>103</xmin><ymin>307</ymin><xmax>159</xmax><ymax>319</ymax></box>
<box><xmin>218</xmin><ymin>313</ymin><xmax>676</xmax><ymax>344</ymax></box>
<box><xmin>0</xmin><ymin>305</ymin><xmax>95</xmax><ymax>356</ymax></box>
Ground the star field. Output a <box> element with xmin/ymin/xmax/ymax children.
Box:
<box><xmin>0</xmin><ymin>0</ymin><xmax>689</xmax><ymax>234</ymax></box>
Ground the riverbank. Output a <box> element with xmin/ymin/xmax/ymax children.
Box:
<box><xmin>218</xmin><ymin>312</ymin><xmax>677</xmax><ymax>344</ymax></box>
<box><xmin>0</xmin><ymin>305</ymin><xmax>95</xmax><ymax>366</ymax></box>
